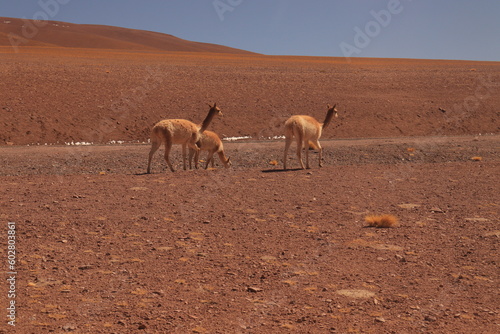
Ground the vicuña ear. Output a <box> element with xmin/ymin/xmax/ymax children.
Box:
<box><xmin>207</xmin><ymin>103</ymin><xmax>213</xmax><ymax>108</ymax></box>
<box><xmin>327</xmin><ymin>104</ymin><xmax>331</xmax><ymax>109</ymax></box>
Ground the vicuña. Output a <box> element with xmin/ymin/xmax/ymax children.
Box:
<box><xmin>188</xmin><ymin>130</ymin><xmax>231</xmax><ymax>169</ymax></box>
<box><xmin>283</xmin><ymin>104</ymin><xmax>338</xmax><ymax>170</ymax></box>
<box><xmin>147</xmin><ymin>103</ymin><xmax>222</xmax><ymax>173</ymax></box>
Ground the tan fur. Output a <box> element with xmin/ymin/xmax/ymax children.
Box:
<box><xmin>188</xmin><ymin>130</ymin><xmax>231</xmax><ymax>169</ymax></box>
<box><xmin>147</xmin><ymin>103</ymin><xmax>222</xmax><ymax>173</ymax></box>
<box><xmin>283</xmin><ymin>104</ymin><xmax>338</xmax><ymax>170</ymax></box>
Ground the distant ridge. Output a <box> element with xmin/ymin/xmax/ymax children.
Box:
<box><xmin>0</xmin><ymin>17</ymin><xmax>256</xmax><ymax>54</ymax></box>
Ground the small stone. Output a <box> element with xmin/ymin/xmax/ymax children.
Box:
<box><xmin>78</xmin><ymin>265</ymin><xmax>93</xmax><ymax>270</ymax></box>
<box><xmin>62</xmin><ymin>324</ymin><xmax>77</xmax><ymax>332</ymax></box>
<box><xmin>424</xmin><ymin>315</ymin><xmax>437</xmax><ymax>322</ymax></box>
<box><xmin>395</xmin><ymin>254</ymin><xmax>406</xmax><ymax>262</ymax></box>
<box><xmin>247</xmin><ymin>287</ymin><xmax>263</xmax><ymax>293</ymax></box>
<box><xmin>431</xmin><ymin>207</ymin><xmax>445</xmax><ymax>213</ymax></box>
<box><xmin>375</xmin><ymin>317</ymin><xmax>386</xmax><ymax>323</ymax></box>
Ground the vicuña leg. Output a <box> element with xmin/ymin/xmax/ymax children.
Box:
<box><xmin>147</xmin><ymin>140</ymin><xmax>161</xmax><ymax>174</ymax></box>
<box><xmin>164</xmin><ymin>141</ymin><xmax>175</xmax><ymax>172</ymax></box>
<box><xmin>313</xmin><ymin>140</ymin><xmax>323</xmax><ymax>167</ymax></box>
<box><xmin>195</xmin><ymin>150</ymin><xmax>201</xmax><ymax>169</ymax></box>
<box><xmin>203</xmin><ymin>154</ymin><xmax>210</xmax><ymax>169</ymax></box>
<box><xmin>210</xmin><ymin>152</ymin><xmax>216</xmax><ymax>168</ymax></box>
<box><xmin>182</xmin><ymin>144</ymin><xmax>188</xmax><ymax>170</ymax></box>
<box><xmin>304</xmin><ymin>140</ymin><xmax>311</xmax><ymax>169</ymax></box>
<box><xmin>296</xmin><ymin>138</ymin><xmax>306</xmax><ymax>169</ymax></box>
<box><xmin>204</xmin><ymin>151</ymin><xmax>216</xmax><ymax>169</ymax></box>
<box><xmin>188</xmin><ymin>148</ymin><xmax>196</xmax><ymax>169</ymax></box>
<box><xmin>283</xmin><ymin>136</ymin><xmax>292</xmax><ymax>170</ymax></box>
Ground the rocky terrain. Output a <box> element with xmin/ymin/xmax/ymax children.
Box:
<box><xmin>0</xmin><ymin>18</ymin><xmax>499</xmax><ymax>333</ymax></box>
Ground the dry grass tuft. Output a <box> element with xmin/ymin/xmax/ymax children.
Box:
<box><xmin>471</xmin><ymin>156</ymin><xmax>482</xmax><ymax>161</ymax></box>
<box><xmin>365</xmin><ymin>214</ymin><xmax>399</xmax><ymax>228</ymax></box>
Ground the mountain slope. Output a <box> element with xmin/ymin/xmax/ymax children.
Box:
<box><xmin>0</xmin><ymin>17</ymin><xmax>255</xmax><ymax>54</ymax></box>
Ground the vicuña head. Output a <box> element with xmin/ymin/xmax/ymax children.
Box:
<box><xmin>147</xmin><ymin>103</ymin><xmax>223</xmax><ymax>173</ymax></box>
<box><xmin>283</xmin><ymin>104</ymin><xmax>338</xmax><ymax>170</ymax></box>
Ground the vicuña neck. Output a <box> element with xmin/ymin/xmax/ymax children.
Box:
<box><xmin>218</xmin><ymin>151</ymin><xmax>230</xmax><ymax>167</ymax></box>
<box><xmin>322</xmin><ymin>108</ymin><xmax>336</xmax><ymax>129</ymax></box>
<box><xmin>200</xmin><ymin>108</ymin><xmax>217</xmax><ymax>133</ymax></box>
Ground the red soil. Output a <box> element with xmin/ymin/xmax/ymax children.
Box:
<box><xmin>0</xmin><ymin>21</ymin><xmax>499</xmax><ymax>333</ymax></box>
<box><xmin>0</xmin><ymin>44</ymin><xmax>499</xmax><ymax>146</ymax></box>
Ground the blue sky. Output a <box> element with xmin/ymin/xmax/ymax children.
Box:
<box><xmin>2</xmin><ymin>0</ymin><xmax>499</xmax><ymax>61</ymax></box>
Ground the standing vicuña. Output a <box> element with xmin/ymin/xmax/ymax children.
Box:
<box><xmin>283</xmin><ymin>104</ymin><xmax>338</xmax><ymax>170</ymax></box>
<box><xmin>188</xmin><ymin>130</ymin><xmax>231</xmax><ymax>169</ymax></box>
<box><xmin>147</xmin><ymin>103</ymin><xmax>222</xmax><ymax>173</ymax></box>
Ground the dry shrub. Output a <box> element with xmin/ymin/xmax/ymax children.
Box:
<box><xmin>365</xmin><ymin>214</ymin><xmax>399</xmax><ymax>228</ymax></box>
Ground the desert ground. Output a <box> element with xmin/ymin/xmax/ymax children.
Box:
<box><xmin>0</xmin><ymin>30</ymin><xmax>499</xmax><ymax>333</ymax></box>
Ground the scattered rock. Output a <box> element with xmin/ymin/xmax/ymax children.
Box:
<box><xmin>395</xmin><ymin>254</ymin><xmax>406</xmax><ymax>262</ymax></box>
<box><xmin>465</xmin><ymin>218</ymin><xmax>489</xmax><ymax>222</ymax></box>
<box><xmin>335</xmin><ymin>289</ymin><xmax>375</xmax><ymax>299</ymax></box>
<box><xmin>424</xmin><ymin>315</ymin><xmax>437</xmax><ymax>322</ymax></box>
<box><xmin>484</xmin><ymin>231</ymin><xmax>500</xmax><ymax>237</ymax></box>
<box><xmin>431</xmin><ymin>207</ymin><xmax>445</xmax><ymax>213</ymax></box>
<box><xmin>129</xmin><ymin>187</ymin><xmax>149</xmax><ymax>191</ymax></box>
<box><xmin>78</xmin><ymin>265</ymin><xmax>93</xmax><ymax>270</ymax></box>
<box><xmin>398</xmin><ymin>203</ymin><xmax>420</xmax><ymax>209</ymax></box>
<box><xmin>62</xmin><ymin>324</ymin><xmax>77</xmax><ymax>332</ymax></box>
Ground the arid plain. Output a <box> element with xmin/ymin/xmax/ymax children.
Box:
<box><xmin>1</xmin><ymin>18</ymin><xmax>499</xmax><ymax>333</ymax></box>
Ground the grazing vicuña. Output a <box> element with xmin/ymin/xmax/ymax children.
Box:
<box><xmin>188</xmin><ymin>130</ymin><xmax>231</xmax><ymax>169</ymax></box>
